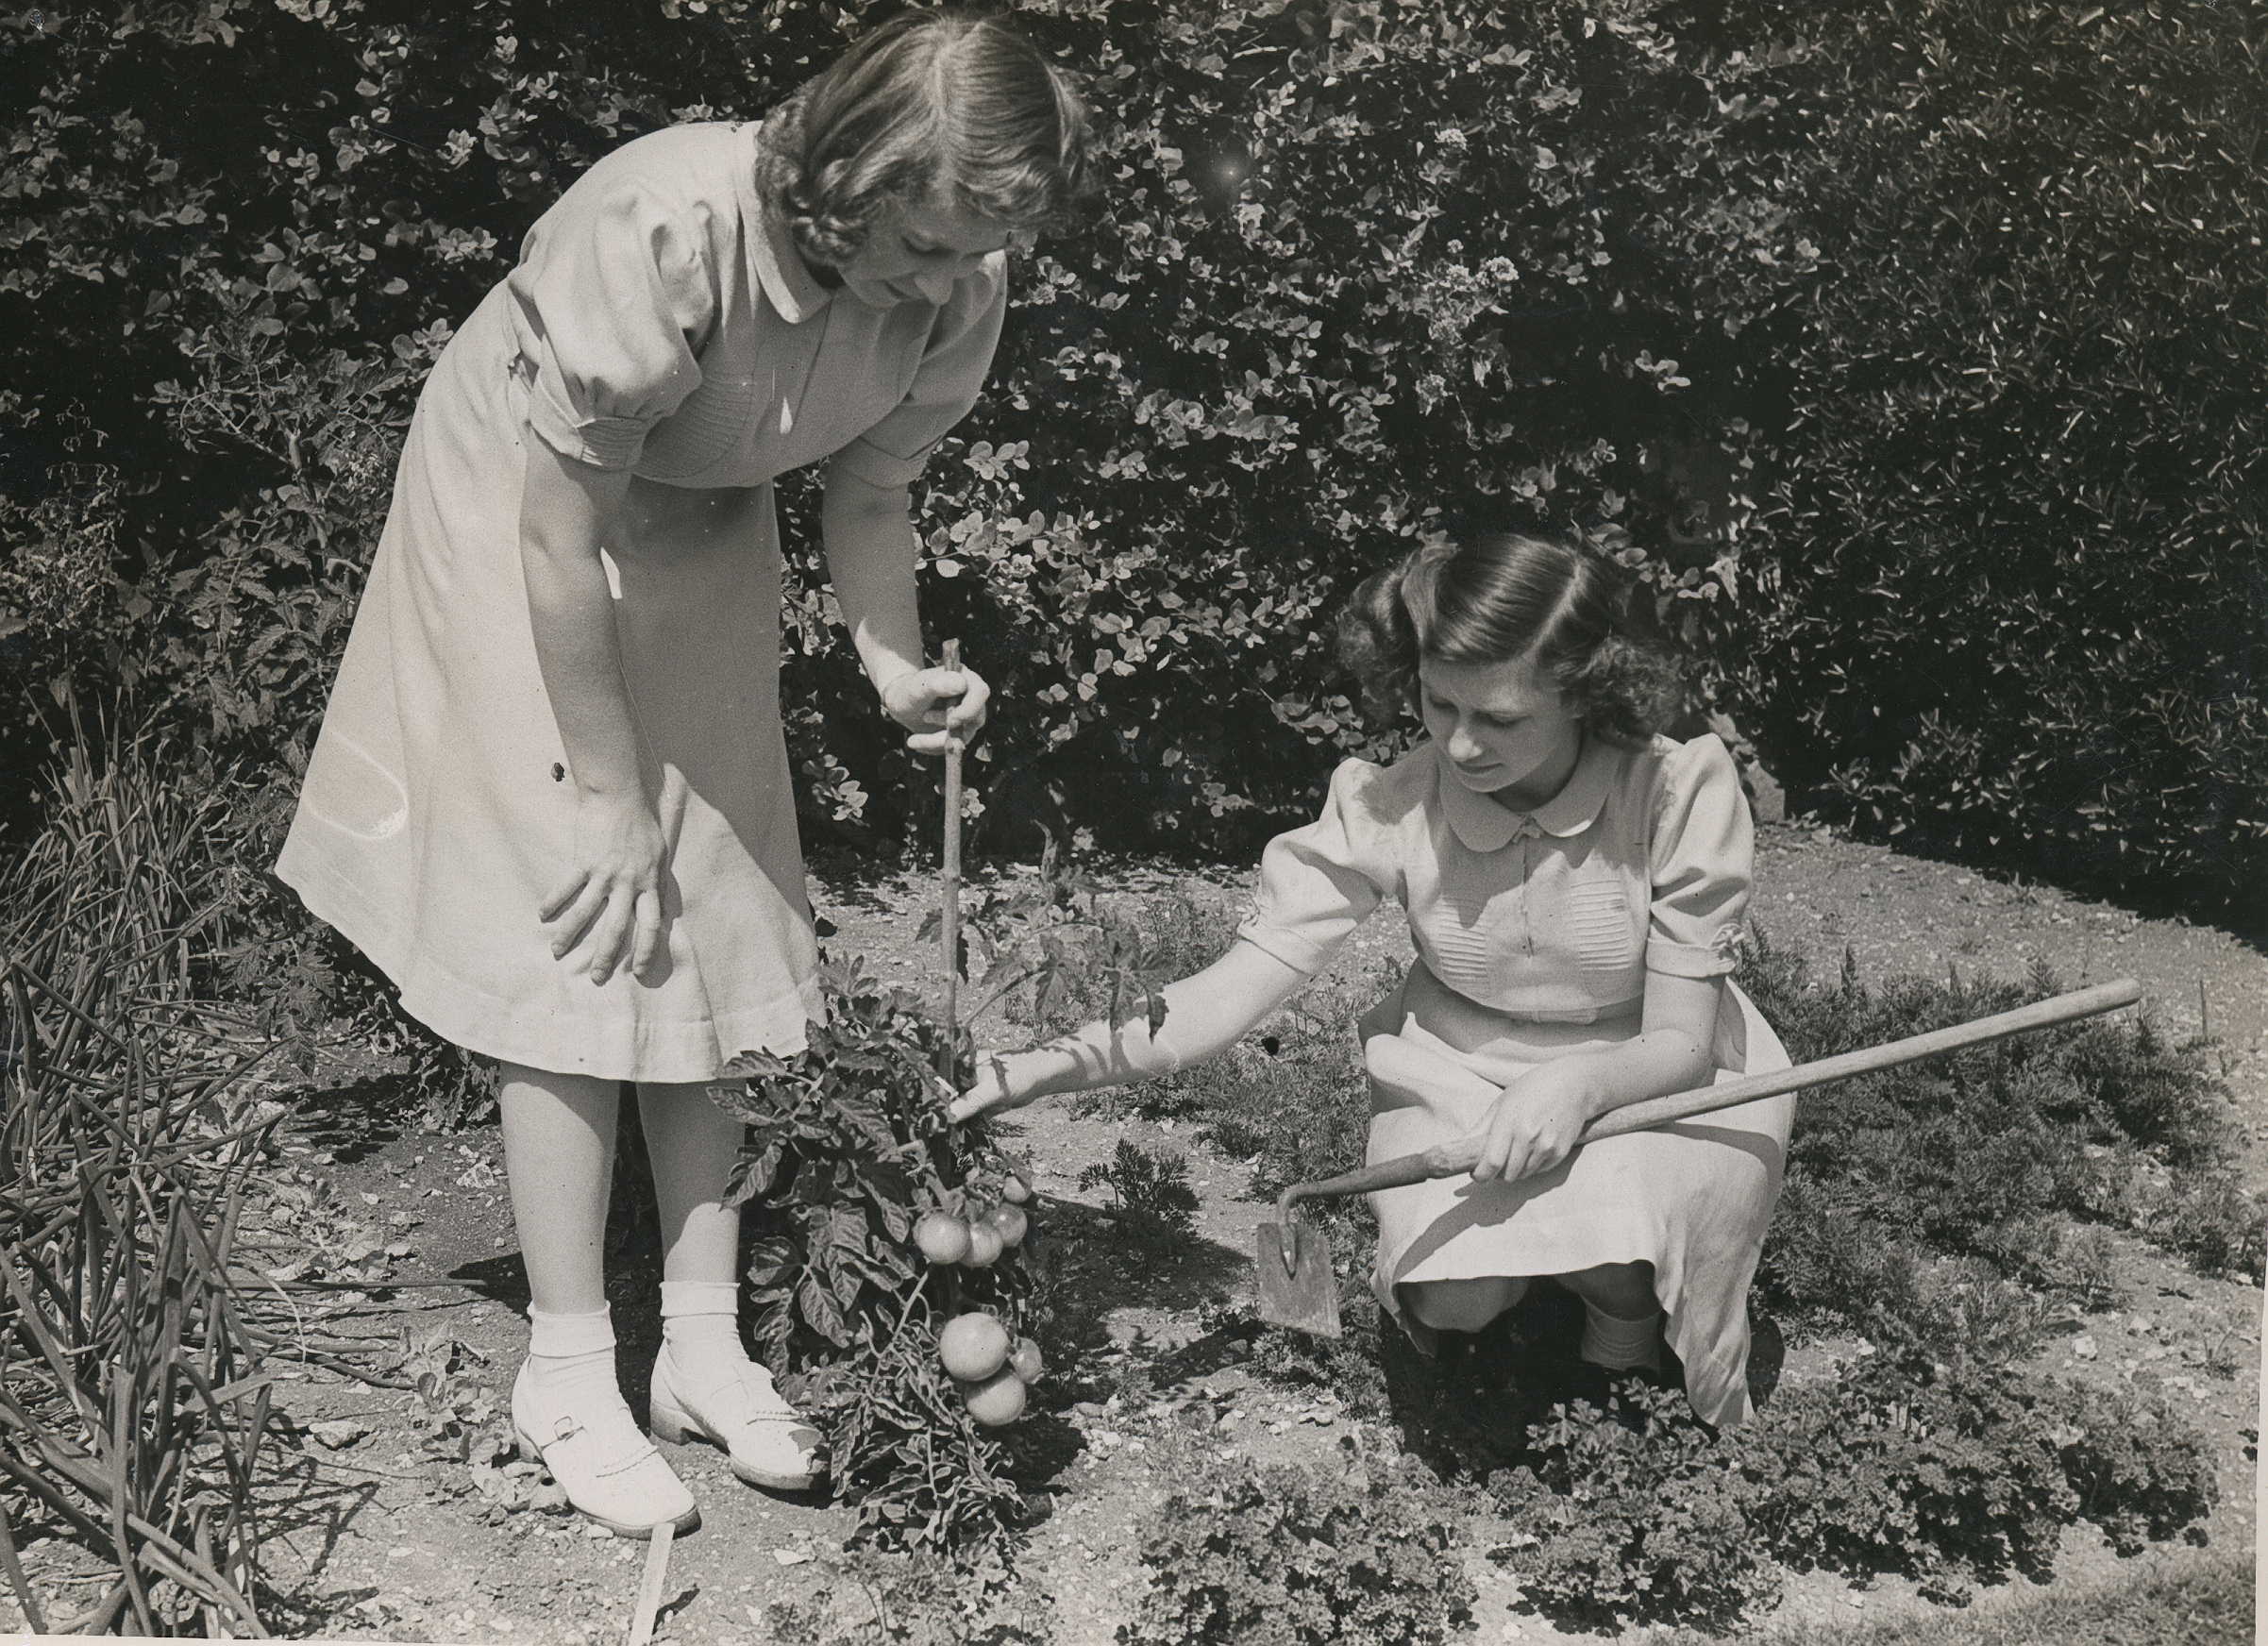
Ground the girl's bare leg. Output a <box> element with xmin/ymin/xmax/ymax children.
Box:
<box><xmin>497</xmin><ymin>1062</ymin><xmax>619</xmax><ymax>1312</ymax></box>
<box><xmin>496</xmin><ymin>1061</ymin><xmax>697</xmax><ymax>1534</ymax></box>
<box><xmin>634</xmin><ymin>1079</ymin><xmax>748</xmax><ymax>1281</ymax></box>
<box><xmin>635</xmin><ymin>1080</ymin><xmax>823</xmax><ymax>1489</ymax></box>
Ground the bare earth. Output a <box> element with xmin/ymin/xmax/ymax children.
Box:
<box><xmin>4</xmin><ymin>822</ymin><xmax>2258</xmax><ymax>1643</ymax></box>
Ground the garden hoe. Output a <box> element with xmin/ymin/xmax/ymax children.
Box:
<box><xmin>1253</xmin><ymin>977</ymin><xmax>2143</xmax><ymax>1338</ymax></box>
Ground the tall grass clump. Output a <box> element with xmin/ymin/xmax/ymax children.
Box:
<box><xmin>0</xmin><ymin>723</ymin><xmax>295</xmax><ymax>1635</ymax></box>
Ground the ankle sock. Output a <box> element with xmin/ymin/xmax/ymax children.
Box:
<box><xmin>521</xmin><ymin>1303</ymin><xmax>625</xmax><ymax>1420</ymax></box>
<box><xmin>660</xmin><ymin>1279</ymin><xmax>751</xmax><ymax>1384</ymax></box>
<box><xmin>1579</xmin><ymin>1301</ymin><xmax>1664</xmax><ymax>1371</ymax></box>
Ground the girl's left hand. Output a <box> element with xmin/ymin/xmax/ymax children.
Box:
<box><xmin>882</xmin><ymin>664</ymin><xmax>991</xmax><ymax>755</ymax></box>
<box><xmin>1473</xmin><ymin>1064</ymin><xmax>1600</xmax><ymax>1184</ymax></box>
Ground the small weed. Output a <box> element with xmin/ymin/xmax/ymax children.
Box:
<box><xmin>1078</xmin><ymin>1139</ymin><xmax>1201</xmax><ymax>1248</ymax></box>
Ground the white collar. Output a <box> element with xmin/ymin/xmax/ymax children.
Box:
<box><xmin>1433</xmin><ymin>734</ymin><xmax>1613</xmax><ymax>852</ymax></box>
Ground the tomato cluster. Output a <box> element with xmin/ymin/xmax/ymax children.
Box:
<box><xmin>913</xmin><ymin>1168</ymin><xmax>1033</xmax><ymax>1270</ymax></box>
<box><xmin>917</xmin><ymin>1169</ymin><xmax>1041</xmax><ymax>1426</ymax></box>
<box><xmin>935</xmin><ymin>1310</ymin><xmax>1044</xmax><ymax>1426</ymax></box>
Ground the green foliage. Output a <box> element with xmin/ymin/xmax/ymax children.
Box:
<box><xmin>1492</xmin><ymin>1381</ymin><xmax>1781</xmax><ymax>1631</ymax></box>
<box><xmin>1489</xmin><ymin>1349</ymin><xmax>2219</xmax><ymax>1631</ymax></box>
<box><xmin>1123</xmin><ymin>1446</ymin><xmax>1475</xmax><ymax>1646</ymax></box>
<box><xmin>4</xmin><ymin>0</ymin><xmax>2259</xmax><ymax>913</ymax></box>
<box><xmin>1707</xmin><ymin>0</ymin><xmax>2267</xmax><ymax>918</ymax></box>
<box><xmin>717</xmin><ymin>957</ymin><xmax>1037</xmax><ymax>1556</ymax></box>
<box><xmin>1077</xmin><ymin>1138</ymin><xmax>1201</xmax><ymax>1247</ymax></box>
<box><xmin>1734</xmin><ymin>940</ymin><xmax>2262</xmax><ymax>1350</ymax></box>
<box><xmin>0</xmin><ymin>722</ymin><xmax>301</xmax><ymax>1634</ymax></box>
<box><xmin>0</xmin><ymin>0</ymin><xmax>1801</xmax><ymax>852</ymax></box>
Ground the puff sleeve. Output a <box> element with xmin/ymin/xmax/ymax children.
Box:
<box><xmin>506</xmin><ymin>179</ymin><xmax>717</xmax><ymax>471</ymax></box>
<box><xmin>828</xmin><ymin>255</ymin><xmax>1009</xmax><ymax>489</ymax></box>
<box><xmin>1645</xmin><ymin>734</ymin><xmax>1755</xmax><ymax>978</ymax></box>
<box><xmin>1234</xmin><ymin>759</ymin><xmax>1403</xmax><ymax>977</ymax></box>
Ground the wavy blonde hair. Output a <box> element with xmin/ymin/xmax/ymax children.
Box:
<box><xmin>753</xmin><ymin>10</ymin><xmax>1094</xmax><ymax>269</ymax></box>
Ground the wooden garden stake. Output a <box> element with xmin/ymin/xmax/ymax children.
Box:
<box><xmin>938</xmin><ymin>639</ymin><xmax>964</xmax><ymax>1080</ymax></box>
<box><xmin>626</xmin><ymin>1520</ymin><xmax>673</xmax><ymax>1646</ymax></box>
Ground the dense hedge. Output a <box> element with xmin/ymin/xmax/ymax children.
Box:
<box><xmin>1708</xmin><ymin>0</ymin><xmax>2266</xmax><ymax>921</ymax></box>
<box><xmin>3</xmin><ymin>0</ymin><xmax>2260</xmax><ymax>919</ymax></box>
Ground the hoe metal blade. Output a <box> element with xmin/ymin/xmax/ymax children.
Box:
<box><xmin>1254</xmin><ymin>1216</ymin><xmax>1341</xmax><ymax>1338</ymax></box>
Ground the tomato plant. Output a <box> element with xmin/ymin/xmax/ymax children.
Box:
<box><xmin>713</xmin><ymin>844</ymin><xmax>1173</xmax><ymax>1554</ymax></box>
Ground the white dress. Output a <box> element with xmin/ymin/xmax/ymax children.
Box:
<box><xmin>1235</xmin><ymin>732</ymin><xmax>1794</xmax><ymax>1427</ymax></box>
<box><xmin>277</xmin><ymin>122</ymin><xmax>1005</xmax><ymax>1083</ymax></box>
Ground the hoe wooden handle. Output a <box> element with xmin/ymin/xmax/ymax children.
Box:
<box><xmin>1276</xmin><ymin>977</ymin><xmax>2142</xmax><ymax>1213</ymax></box>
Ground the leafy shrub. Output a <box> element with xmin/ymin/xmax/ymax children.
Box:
<box><xmin>1738</xmin><ymin>1352</ymin><xmax>2079</xmax><ymax>1605</ymax></box>
<box><xmin>7</xmin><ymin>0</ymin><xmax>2259</xmax><ymax>916</ymax></box>
<box><xmin>0</xmin><ymin>0</ymin><xmax>1813</xmax><ymax>858</ymax></box>
<box><xmin>1708</xmin><ymin>0</ymin><xmax>2268</xmax><ymax>919</ymax></box>
<box><xmin>2050</xmin><ymin>1381</ymin><xmax>2218</xmax><ymax>1558</ymax></box>
<box><xmin>1492</xmin><ymin>1381</ymin><xmax>1780</xmax><ymax>1632</ymax></box>
<box><xmin>1123</xmin><ymin>1447</ymin><xmax>1475</xmax><ymax>1646</ymax></box>
<box><xmin>1735</xmin><ymin>941</ymin><xmax>2262</xmax><ymax>1348</ymax></box>
<box><xmin>1077</xmin><ymin>1138</ymin><xmax>1201</xmax><ymax>1248</ymax></box>
<box><xmin>1488</xmin><ymin>1348</ymin><xmax>2219</xmax><ymax>1630</ymax></box>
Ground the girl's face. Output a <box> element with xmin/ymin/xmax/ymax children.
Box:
<box><xmin>832</xmin><ymin>192</ymin><xmax>1014</xmax><ymax>310</ymax></box>
<box><xmin>1420</xmin><ymin>653</ymin><xmax>1586</xmax><ymax>810</ymax></box>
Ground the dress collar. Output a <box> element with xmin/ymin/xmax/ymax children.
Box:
<box><xmin>736</xmin><ymin>123</ymin><xmax>832</xmax><ymax>325</ymax></box>
<box><xmin>1434</xmin><ymin>733</ymin><xmax>1615</xmax><ymax>853</ymax></box>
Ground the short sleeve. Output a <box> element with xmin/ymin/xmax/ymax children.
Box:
<box><xmin>1646</xmin><ymin>734</ymin><xmax>1755</xmax><ymax>978</ymax></box>
<box><xmin>507</xmin><ymin>180</ymin><xmax>715</xmax><ymax>470</ymax></box>
<box><xmin>828</xmin><ymin>256</ymin><xmax>1008</xmax><ymax>489</ymax></box>
<box><xmin>1234</xmin><ymin>759</ymin><xmax>1402</xmax><ymax>977</ymax></box>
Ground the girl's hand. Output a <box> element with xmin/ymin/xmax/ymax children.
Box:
<box><xmin>1472</xmin><ymin>1064</ymin><xmax>1600</xmax><ymax>1184</ymax></box>
<box><xmin>538</xmin><ymin>788</ymin><xmax>667</xmax><ymax>984</ymax></box>
<box><xmin>949</xmin><ymin>1050</ymin><xmax>1045</xmax><ymax>1124</ymax></box>
<box><xmin>882</xmin><ymin>664</ymin><xmax>991</xmax><ymax>755</ymax></box>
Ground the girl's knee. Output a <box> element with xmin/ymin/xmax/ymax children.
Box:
<box><xmin>1402</xmin><ymin>1275</ymin><xmax>1528</xmax><ymax>1334</ymax></box>
<box><xmin>1558</xmin><ymin>1260</ymin><xmax>1655</xmax><ymax>1313</ymax></box>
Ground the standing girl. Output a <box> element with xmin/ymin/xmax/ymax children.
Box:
<box><xmin>277</xmin><ymin>14</ymin><xmax>1091</xmax><ymax>1536</ymax></box>
<box><xmin>953</xmin><ymin>533</ymin><xmax>1792</xmax><ymax>1428</ymax></box>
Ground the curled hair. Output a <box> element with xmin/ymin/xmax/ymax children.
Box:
<box><xmin>754</xmin><ymin>10</ymin><xmax>1095</xmax><ymax>270</ymax></box>
<box><xmin>1336</xmin><ymin>533</ymin><xmax>1685</xmax><ymax>743</ymax></box>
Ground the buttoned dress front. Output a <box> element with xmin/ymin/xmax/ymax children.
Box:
<box><xmin>1235</xmin><ymin>732</ymin><xmax>1793</xmax><ymax>1427</ymax></box>
<box><xmin>277</xmin><ymin>122</ymin><xmax>1005</xmax><ymax>1083</ymax></box>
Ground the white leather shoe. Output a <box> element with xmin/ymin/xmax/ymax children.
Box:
<box><xmin>647</xmin><ymin>1342</ymin><xmax>825</xmax><ymax>1492</ymax></box>
<box><xmin>511</xmin><ymin>1362</ymin><xmax>698</xmax><ymax>1538</ymax></box>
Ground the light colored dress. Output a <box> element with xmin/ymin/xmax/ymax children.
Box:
<box><xmin>1235</xmin><ymin>731</ymin><xmax>1793</xmax><ymax>1427</ymax></box>
<box><xmin>277</xmin><ymin>122</ymin><xmax>1005</xmax><ymax>1083</ymax></box>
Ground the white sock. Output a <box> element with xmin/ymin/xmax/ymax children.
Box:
<box><xmin>1579</xmin><ymin>1301</ymin><xmax>1664</xmax><ymax>1372</ymax></box>
<box><xmin>660</xmin><ymin>1280</ymin><xmax>749</xmax><ymax>1382</ymax></box>
<box><xmin>522</xmin><ymin>1303</ymin><xmax>625</xmax><ymax>1418</ymax></box>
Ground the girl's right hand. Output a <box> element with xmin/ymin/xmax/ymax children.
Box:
<box><xmin>539</xmin><ymin>788</ymin><xmax>668</xmax><ymax>984</ymax></box>
<box><xmin>949</xmin><ymin>1050</ymin><xmax>1042</xmax><ymax>1124</ymax></box>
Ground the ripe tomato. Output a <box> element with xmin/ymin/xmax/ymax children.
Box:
<box><xmin>937</xmin><ymin>1313</ymin><xmax>1012</xmax><ymax>1381</ymax></box>
<box><xmin>982</xmin><ymin>1203</ymin><xmax>1029</xmax><ymax>1249</ymax></box>
<box><xmin>962</xmin><ymin>1222</ymin><xmax>1005</xmax><ymax>1268</ymax></box>
<box><xmin>914</xmin><ymin>1211</ymin><xmax>972</xmax><ymax>1266</ymax></box>
<box><xmin>961</xmin><ymin>1367</ymin><xmax>1028</xmax><ymax>1427</ymax></box>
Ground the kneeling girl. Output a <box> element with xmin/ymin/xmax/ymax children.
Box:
<box><xmin>952</xmin><ymin>532</ymin><xmax>1792</xmax><ymax>1427</ymax></box>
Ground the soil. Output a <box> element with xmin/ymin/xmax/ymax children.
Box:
<box><xmin>2</xmin><ymin>822</ymin><xmax>2259</xmax><ymax>1644</ymax></box>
